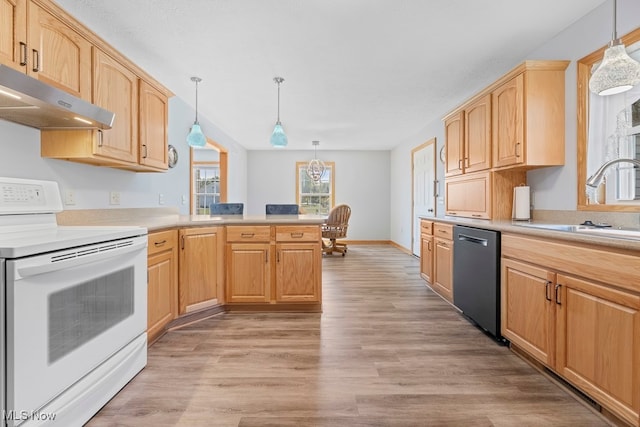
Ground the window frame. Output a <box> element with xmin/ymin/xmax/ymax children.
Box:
<box><xmin>295</xmin><ymin>161</ymin><xmax>335</xmax><ymax>215</ymax></box>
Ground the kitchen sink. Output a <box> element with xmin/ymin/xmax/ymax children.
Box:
<box><xmin>513</xmin><ymin>222</ymin><xmax>640</xmax><ymax>241</ymax></box>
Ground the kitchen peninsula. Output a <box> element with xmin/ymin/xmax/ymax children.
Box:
<box><xmin>58</xmin><ymin>208</ymin><xmax>326</xmax><ymax>342</ymax></box>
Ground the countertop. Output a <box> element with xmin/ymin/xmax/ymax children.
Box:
<box><xmin>57</xmin><ymin>208</ymin><xmax>325</xmax><ymax>232</ymax></box>
<box><xmin>422</xmin><ymin>216</ymin><xmax>640</xmax><ymax>252</ymax></box>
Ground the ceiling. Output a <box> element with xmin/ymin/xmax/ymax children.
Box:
<box><xmin>56</xmin><ymin>0</ymin><xmax>606</xmax><ymax>151</ymax></box>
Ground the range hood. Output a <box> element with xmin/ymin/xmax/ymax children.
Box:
<box><xmin>0</xmin><ymin>64</ymin><xmax>114</xmax><ymax>130</ymax></box>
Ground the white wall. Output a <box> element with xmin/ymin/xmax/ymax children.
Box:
<box><xmin>0</xmin><ymin>97</ymin><xmax>247</xmax><ymax>214</ymax></box>
<box><xmin>247</xmin><ymin>150</ymin><xmax>390</xmax><ymax>241</ymax></box>
<box><xmin>389</xmin><ymin>0</ymin><xmax>640</xmax><ymax>248</ymax></box>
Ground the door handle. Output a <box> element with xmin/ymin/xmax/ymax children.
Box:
<box><xmin>427</xmin><ymin>208</ymin><xmax>434</xmax><ymax>213</ymax></box>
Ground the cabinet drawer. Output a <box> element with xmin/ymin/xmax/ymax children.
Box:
<box><xmin>148</xmin><ymin>230</ymin><xmax>177</xmax><ymax>256</ymax></box>
<box><xmin>226</xmin><ymin>225</ymin><xmax>271</xmax><ymax>242</ymax></box>
<box><xmin>433</xmin><ymin>223</ymin><xmax>453</xmax><ymax>240</ymax></box>
<box><xmin>445</xmin><ymin>171</ymin><xmax>491</xmax><ymax>219</ymax></box>
<box><xmin>420</xmin><ymin>220</ymin><xmax>434</xmax><ymax>235</ymax></box>
<box><xmin>276</xmin><ymin>225</ymin><xmax>320</xmax><ymax>242</ymax></box>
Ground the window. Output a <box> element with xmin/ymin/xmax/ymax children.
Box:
<box><xmin>296</xmin><ymin>161</ymin><xmax>335</xmax><ymax>215</ymax></box>
<box><xmin>192</xmin><ymin>164</ymin><xmax>220</xmax><ymax>214</ymax></box>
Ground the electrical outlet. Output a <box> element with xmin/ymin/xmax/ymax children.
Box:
<box><xmin>109</xmin><ymin>191</ymin><xmax>121</xmax><ymax>205</ymax></box>
<box><xmin>158</xmin><ymin>193</ymin><xmax>165</xmax><ymax>205</ymax></box>
<box><xmin>64</xmin><ymin>190</ymin><xmax>76</xmax><ymax>205</ymax></box>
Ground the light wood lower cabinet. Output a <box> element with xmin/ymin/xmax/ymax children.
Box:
<box><xmin>147</xmin><ymin>230</ymin><xmax>178</xmax><ymax>343</ymax></box>
<box><xmin>419</xmin><ymin>219</ymin><xmax>434</xmax><ymax>284</ymax></box>
<box><xmin>502</xmin><ymin>234</ymin><xmax>640</xmax><ymax>427</ymax></box>
<box><xmin>226</xmin><ymin>225</ymin><xmax>322</xmax><ymax>306</ymax></box>
<box><xmin>432</xmin><ymin>223</ymin><xmax>453</xmax><ymax>302</ymax></box>
<box><xmin>178</xmin><ymin>226</ymin><xmax>224</xmax><ymax>314</ymax></box>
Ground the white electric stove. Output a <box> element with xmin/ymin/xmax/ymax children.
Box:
<box><xmin>0</xmin><ymin>177</ymin><xmax>148</xmax><ymax>427</ymax></box>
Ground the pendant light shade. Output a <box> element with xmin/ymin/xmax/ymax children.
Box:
<box><xmin>589</xmin><ymin>0</ymin><xmax>640</xmax><ymax>96</ymax></box>
<box><xmin>307</xmin><ymin>140</ymin><xmax>326</xmax><ymax>182</ymax></box>
<box><xmin>270</xmin><ymin>77</ymin><xmax>288</xmax><ymax>148</ymax></box>
<box><xmin>187</xmin><ymin>76</ymin><xmax>207</xmax><ymax>147</ymax></box>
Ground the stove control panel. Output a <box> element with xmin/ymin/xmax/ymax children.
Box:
<box><xmin>0</xmin><ymin>177</ymin><xmax>63</xmax><ymax>214</ymax></box>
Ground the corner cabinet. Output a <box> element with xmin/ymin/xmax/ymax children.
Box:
<box><xmin>226</xmin><ymin>224</ymin><xmax>322</xmax><ymax>308</ymax></box>
<box><xmin>502</xmin><ymin>233</ymin><xmax>640</xmax><ymax>427</ymax></box>
<box><xmin>147</xmin><ymin>230</ymin><xmax>178</xmax><ymax>343</ymax></box>
<box><xmin>178</xmin><ymin>227</ymin><xmax>224</xmax><ymax>314</ymax></box>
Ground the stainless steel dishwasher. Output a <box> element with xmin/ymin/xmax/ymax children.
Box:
<box><xmin>453</xmin><ymin>225</ymin><xmax>503</xmax><ymax>342</ymax></box>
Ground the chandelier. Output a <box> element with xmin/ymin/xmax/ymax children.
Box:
<box><xmin>307</xmin><ymin>140</ymin><xmax>326</xmax><ymax>182</ymax></box>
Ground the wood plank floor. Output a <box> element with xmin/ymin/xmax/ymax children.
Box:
<box><xmin>87</xmin><ymin>245</ymin><xmax>610</xmax><ymax>426</ymax></box>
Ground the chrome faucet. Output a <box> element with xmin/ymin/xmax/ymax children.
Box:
<box><xmin>586</xmin><ymin>158</ymin><xmax>640</xmax><ymax>188</ymax></box>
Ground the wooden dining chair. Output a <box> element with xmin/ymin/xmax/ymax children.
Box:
<box><xmin>322</xmin><ymin>204</ymin><xmax>351</xmax><ymax>256</ymax></box>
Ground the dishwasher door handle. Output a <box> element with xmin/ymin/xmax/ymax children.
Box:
<box><xmin>457</xmin><ymin>233</ymin><xmax>488</xmax><ymax>246</ymax></box>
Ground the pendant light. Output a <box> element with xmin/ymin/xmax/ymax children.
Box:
<box><xmin>589</xmin><ymin>0</ymin><xmax>640</xmax><ymax>96</ymax></box>
<box><xmin>270</xmin><ymin>77</ymin><xmax>288</xmax><ymax>148</ymax></box>
<box><xmin>187</xmin><ymin>76</ymin><xmax>207</xmax><ymax>147</ymax></box>
<box><xmin>307</xmin><ymin>140</ymin><xmax>326</xmax><ymax>182</ymax></box>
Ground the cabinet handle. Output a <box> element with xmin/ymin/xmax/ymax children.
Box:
<box><xmin>277</xmin><ymin>251</ymin><xmax>280</xmax><ymax>263</ymax></box>
<box><xmin>544</xmin><ymin>281</ymin><xmax>552</xmax><ymax>302</ymax></box>
<box><xmin>241</xmin><ymin>233</ymin><xmax>255</xmax><ymax>238</ymax></box>
<box><xmin>142</xmin><ymin>144</ymin><xmax>148</xmax><ymax>159</ymax></box>
<box><xmin>97</xmin><ymin>129</ymin><xmax>104</xmax><ymax>147</ymax></box>
<box><xmin>181</xmin><ymin>235</ymin><xmax>185</xmax><ymax>250</ymax></box>
<box><xmin>458</xmin><ymin>159</ymin><xmax>463</xmax><ymax>170</ymax></box>
<box><xmin>438</xmin><ymin>229</ymin><xmax>447</xmax><ymax>234</ymax></box>
<box><xmin>154</xmin><ymin>239</ymin><xmax>167</xmax><ymax>247</ymax></box>
<box><xmin>515</xmin><ymin>142</ymin><xmax>521</xmax><ymax>158</ymax></box>
<box><xmin>471</xmin><ymin>214</ymin><xmax>482</xmax><ymax>218</ymax></box>
<box><xmin>427</xmin><ymin>240</ymin><xmax>431</xmax><ymax>251</ymax></box>
<box><xmin>554</xmin><ymin>283</ymin><xmax>562</xmax><ymax>305</ymax></box>
<box><xmin>448</xmin><ymin>212</ymin><xmax>458</xmax><ymax>215</ymax></box>
<box><xmin>265</xmin><ymin>249</ymin><xmax>269</xmax><ymax>263</ymax></box>
<box><xmin>290</xmin><ymin>232</ymin><xmax>304</xmax><ymax>238</ymax></box>
<box><xmin>19</xmin><ymin>42</ymin><xmax>27</xmax><ymax>66</ymax></box>
<box><xmin>32</xmin><ymin>49</ymin><xmax>40</xmax><ymax>72</ymax></box>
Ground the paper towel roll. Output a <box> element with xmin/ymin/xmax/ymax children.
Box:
<box><xmin>512</xmin><ymin>186</ymin><xmax>530</xmax><ymax>220</ymax></box>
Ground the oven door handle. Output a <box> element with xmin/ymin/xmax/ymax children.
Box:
<box><xmin>15</xmin><ymin>239</ymin><xmax>147</xmax><ymax>279</ymax></box>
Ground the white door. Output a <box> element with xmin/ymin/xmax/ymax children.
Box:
<box><xmin>412</xmin><ymin>139</ymin><xmax>436</xmax><ymax>255</ymax></box>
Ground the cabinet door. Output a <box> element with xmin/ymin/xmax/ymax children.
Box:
<box><xmin>555</xmin><ymin>274</ymin><xmax>640</xmax><ymax>426</ymax></box>
<box><xmin>464</xmin><ymin>94</ymin><xmax>491</xmax><ymax>173</ymax></box>
<box><xmin>93</xmin><ymin>48</ymin><xmax>138</xmax><ymax>163</ymax></box>
<box><xmin>432</xmin><ymin>237</ymin><xmax>453</xmax><ymax>302</ymax></box>
<box><xmin>139</xmin><ymin>80</ymin><xmax>168</xmax><ymax>170</ymax></box>
<box><xmin>179</xmin><ymin>227</ymin><xmax>220</xmax><ymax>314</ymax></box>
<box><xmin>445</xmin><ymin>171</ymin><xmax>491</xmax><ymax>219</ymax></box>
<box><xmin>0</xmin><ymin>0</ymin><xmax>26</xmax><ymax>71</ymax></box>
<box><xmin>492</xmin><ymin>73</ymin><xmax>524</xmax><ymax>168</ymax></box>
<box><xmin>420</xmin><ymin>233</ymin><xmax>433</xmax><ymax>284</ymax></box>
<box><xmin>275</xmin><ymin>243</ymin><xmax>321</xmax><ymax>302</ymax></box>
<box><xmin>27</xmin><ymin>1</ymin><xmax>91</xmax><ymax>100</ymax></box>
<box><xmin>444</xmin><ymin>111</ymin><xmax>463</xmax><ymax>177</ymax></box>
<box><xmin>147</xmin><ymin>249</ymin><xmax>177</xmax><ymax>342</ymax></box>
<box><xmin>226</xmin><ymin>243</ymin><xmax>271</xmax><ymax>303</ymax></box>
<box><xmin>501</xmin><ymin>258</ymin><xmax>555</xmax><ymax>366</ymax></box>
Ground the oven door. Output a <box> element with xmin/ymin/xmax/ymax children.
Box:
<box><xmin>5</xmin><ymin>235</ymin><xmax>147</xmax><ymax>420</ymax></box>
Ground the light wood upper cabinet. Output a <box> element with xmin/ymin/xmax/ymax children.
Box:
<box><xmin>93</xmin><ymin>48</ymin><xmax>138</xmax><ymax>163</ymax></box>
<box><xmin>492</xmin><ymin>74</ymin><xmax>524</xmax><ymax>168</ymax></box>
<box><xmin>139</xmin><ymin>80</ymin><xmax>168</xmax><ymax>170</ymax></box>
<box><xmin>27</xmin><ymin>1</ymin><xmax>91</xmax><ymax>100</ymax></box>
<box><xmin>0</xmin><ymin>0</ymin><xmax>27</xmax><ymax>72</ymax></box>
<box><xmin>445</xmin><ymin>171</ymin><xmax>491</xmax><ymax>219</ymax></box>
<box><xmin>178</xmin><ymin>227</ymin><xmax>224</xmax><ymax>314</ymax></box>
<box><xmin>444</xmin><ymin>111</ymin><xmax>463</xmax><ymax>177</ymax></box>
<box><xmin>491</xmin><ymin>62</ymin><xmax>568</xmax><ymax>169</ymax></box>
<box><xmin>464</xmin><ymin>94</ymin><xmax>491</xmax><ymax>173</ymax></box>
